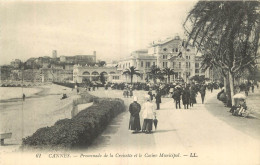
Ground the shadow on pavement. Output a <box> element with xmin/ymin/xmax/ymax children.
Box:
<box><xmin>154</xmin><ymin>129</ymin><xmax>177</xmax><ymax>133</ymax></box>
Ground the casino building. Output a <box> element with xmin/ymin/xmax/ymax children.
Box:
<box><xmin>72</xmin><ymin>35</ymin><xmax>213</xmax><ymax>84</ymax></box>
<box><xmin>117</xmin><ymin>35</ymin><xmax>211</xmax><ymax>83</ymax></box>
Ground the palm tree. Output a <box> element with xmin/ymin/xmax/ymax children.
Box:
<box><xmin>147</xmin><ymin>65</ymin><xmax>161</xmax><ymax>84</ymax></box>
<box><xmin>99</xmin><ymin>72</ymin><xmax>106</xmax><ymax>85</ymax></box>
<box><xmin>122</xmin><ymin>66</ymin><xmax>140</xmax><ymax>84</ymax></box>
<box><xmin>162</xmin><ymin>67</ymin><xmax>175</xmax><ymax>83</ymax></box>
<box><xmin>183</xmin><ymin>1</ymin><xmax>260</xmax><ymax>105</ymax></box>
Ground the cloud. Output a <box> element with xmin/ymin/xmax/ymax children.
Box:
<box><xmin>0</xmin><ymin>1</ymin><xmax>196</xmax><ymax>65</ymax></box>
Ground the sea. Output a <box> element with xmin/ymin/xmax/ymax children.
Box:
<box><xmin>0</xmin><ymin>87</ymin><xmax>42</xmax><ymax>101</ymax></box>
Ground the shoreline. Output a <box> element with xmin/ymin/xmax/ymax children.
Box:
<box><xmin>0</xmin><ymin>84</ymin><xmax>80</xmax><ymax>149</ymax></box>
<box><xmin>0</xmin><ymin>84</ymin><xmax>74</xmax><ymax>103</ymax></box>
<box><xmin>0</xmin><ymin>86</ymin><xmax>45</xmax><ymax>103</ymax></box>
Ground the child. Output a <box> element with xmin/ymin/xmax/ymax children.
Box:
<box><xmin>238</xmin><ymin>99</ymin><xmax>247</xmax><ymax>116</ymax></box>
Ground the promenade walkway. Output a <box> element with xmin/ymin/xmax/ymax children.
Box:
<box><xmin>86</xmin><ymin>88</ymin><xmax>260</xmax><ymax>165</ymax></box>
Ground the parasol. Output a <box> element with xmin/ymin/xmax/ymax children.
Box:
<box><xmin>153</xmin><ymin>116</ymin><xmax>158</xmax><ymax>130</ymax></box>
<box><xmin>233</xmin><ymin>93</ymin><xmax>247</xmax><ymax>99</ymax></box>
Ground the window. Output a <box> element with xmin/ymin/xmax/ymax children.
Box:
<box><xmin>141</xmin><ymin>61</ymin><xmax>143</xmax><ymax>67</ymax></box>
<box><xmin>172</xmin><ymin>62</ymin><xmax>175</xmax><ymax>68</ymax></box>
<box><xmin>195</xmin><ymin>69</ymin><xmax>199</xmax><ymax>73</ymax></box>
<box><xmin>153</xmin><ymin>62</ymin><xmax>155</xmax><ymax>66</ymax></box>
<box><xmin>163</xmin><ymin>55</ymin><xmax>165</xmax><ymax>59</ymax></box>
<box><xmin>163</xmin><ymin>48</ymin><xmax>167</xmax><ymax>51</ymax></box>
<box><xmin>179</xmin><ymin>62</ymin><xmax>181</xmax><ymax>68</ymax></box>
<box><xmin>176</xmin><ymin>48</ymin><xmax>178</xmax><ymax>52</ymax></box>
<box><xmin>186</xmin><ymin>56</ymin><xmax>188</xmax><ymax>59</ymax></box>
<box><xmin>201</xmin><ymin>69</ymin><xmax>205</xmax><ymax>73</ymax></box>
<box><xmin>163</xmin><ymin>62</ymin><xmax>168</xmax><ymax>67</ymax></box>
<box><xmin>189</xmin><ymin>62</ymin><xmax>191</xmax><ymax>68</ymax></box>
<box><xmin>113</xmin><ymin>76</ymin><xmax>119</xmax><ymax>80</ymax></box>
<box><xmin>195</xmin><ymin>63</ymin><xmax>199</xmax><ymax>68</ymax></box>
<box><xmin>163</xmin><ymin>62</ymin><xmax>168</xmax><ymax>68</ymax></box>
<box><xmin>186</xmin><ymin>62</ymin><xmax>188</xmax><ymax>68</ymax></box>
<box><xmin>146</xmin><ymin>62</ymin><xmax>150</xmax><ymax>68</ymax></box>
<box><xmin>165</xmin><ymin>55</ymin><xmax>168</xmax><ymax>59</ymax></box>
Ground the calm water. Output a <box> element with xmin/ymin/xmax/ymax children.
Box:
<box><xmin>0</xmin><ymin>87</ymin><xmax>42</xmax><ymax>101</ymax></box>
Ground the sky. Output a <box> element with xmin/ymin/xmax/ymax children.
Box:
<box><xmin>0</xmin><ymin>0</ymin><xmax>197</xmax><ymax>65</ymax></box>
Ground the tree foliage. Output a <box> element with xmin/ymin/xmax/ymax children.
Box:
<box><xmin>184</xmin><ymin>1</ymin><xmax>260</xmax><ymax>105</ymax></box>
<box><xmin>122</xmin><ymin>66</ymin><xmax>140</xmax><ymax>84</ymax></box>
<box><xmin>162</xmin><ymin>67</ymin><xmax>175</xmax><ymax>83</ymax></box>
<box><xmin>147</xmin><ymin>65</ymin><xmax>161</xmax><ymax>83</ymax></box>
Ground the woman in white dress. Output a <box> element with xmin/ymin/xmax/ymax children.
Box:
<box><xmin>142</xmin><ymin>95</ymin><xmax>156</xmax><ymax>133</ymax></box>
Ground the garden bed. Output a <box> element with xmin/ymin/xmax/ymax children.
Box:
<box><xmin>21</xmin><ymin>96</ymin><xmax>125</xmax><ymax>150</ymax></box>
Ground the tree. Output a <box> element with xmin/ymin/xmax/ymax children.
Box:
<box><xmin>122</xmin><ymin>66</ymin><xmax>140</xmax><ymax>84</ymax></box>
<box><xmin>190</xmin><ymin>75</ymin><xmax>206</xmax><ymax>84</ymax></box>
<box><xmin>184</xmin><ymin>1</ymin><xmax>260</xmax><ymax>105</ymax></box>
<box><xmin>97</xmin><ymin>61</ymin><xmax>106</xmax><ymax>67</ymax></box>
<box><xmin>162</xmin><ymin>67</ymin><xmax>175</xmax><ymax>83</ymax></box>
<box><xmin>147</xmin><ymin>65</ymin><xmax>161</xmax><ymax>84</ymax></box>
<box><xmin>99</xmin><ymin>72</ymin><xmax>106</xmax><ymax>85</ymax></box>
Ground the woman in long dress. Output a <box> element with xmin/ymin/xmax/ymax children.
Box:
<box><xmin>129</xmin><ymin>96</ymin><xmax>141</xmax><ymax>133</ymax></box>
<box><xmin>142</xmin><ymin>95</ymin><xmax>156</xmax><ymax>133</ymax></box>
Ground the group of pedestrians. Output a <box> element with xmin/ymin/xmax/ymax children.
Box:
<box><xmin>128</xmin><ymin>83</ymin><xmax>206</xmax><ymax>134</ymax></box>
<box><xmin>123</xmin><ymin>87</ymin><xmax>133</xmax><ymax>98</ymax></box>
<box><xmin>172</xmin><ymin>84</ymin><xmax>206</xmax><ymax>109</ymax></box>
<box><xmin>129</xmin><ymin>96</ymin><xmax>156</xmax><ymax>134</ymax></box>
<box><xmin>147</xmin><ymin>89</ymin><xmax>161</xmax><ymax>110</ymax></box>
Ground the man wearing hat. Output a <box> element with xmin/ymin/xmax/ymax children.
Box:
<box><xmin>155</xmin><ymin>90</ymin><xmax>162</xmax><ymax>110</ymax></box>
<box><xmin>173</xmin><ymin>87</ymin><xmax>182</xmax><ymax>109</ymax></box>
<box><xmin>129</xmin><ymin>96</ymin><xmax>141</xmax><ymax>133</ymax></box>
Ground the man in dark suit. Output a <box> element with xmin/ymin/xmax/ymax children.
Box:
<box><xmin>173</xmin><ymin>87</ymin><xmax>182</xmax><ymax>109</ymax></box>
<box><xmin>155</xmin><ymin>90</ymin><xmax>161</xmax><ymax>110</ymax></box>
<box><xmin>199</xmin><ymin>85</ymin><xmax>206</xmax><ymax>104</ymax></box>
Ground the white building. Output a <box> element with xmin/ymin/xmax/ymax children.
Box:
<box><xmin>73</xmin><ymin>65</ymin><xmax>121</xmax><ymax>83</ymax></box>
<box><xmin>117</xmin><ymin>35</ymin><xmax>210</xmax><ymax>83</ymax></box>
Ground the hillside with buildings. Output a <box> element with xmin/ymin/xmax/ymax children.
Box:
<box><xmin>1</xmin><ymin>35</ymin><xmax>218</xmax><ymax>85</ymax></box>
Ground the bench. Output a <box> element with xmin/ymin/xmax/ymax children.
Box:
<box><xmin>0</xmin><ymin>132</ymin><xmax>12</xmax><ymax>146</ymax></box>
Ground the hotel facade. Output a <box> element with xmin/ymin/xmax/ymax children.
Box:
<box><xmin>72</xmin><ymin>35</ymin><xmax>213</xmax><ymax>84</ymax></box>
<box><xmin>117</xmin><ymin>35</ymin><xmax>211</xmax><ymax>83</ymax></box>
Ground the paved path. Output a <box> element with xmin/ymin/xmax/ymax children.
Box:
<box><xmin>84</xmin><ymin>88</ymin><xmax>260</xmax><ymax>165</ymax></box>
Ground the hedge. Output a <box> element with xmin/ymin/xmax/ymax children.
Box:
<box><xmin>21</xmin><ymin>98</ymin><xmax>125</xmax><ymax>150</ymax></box>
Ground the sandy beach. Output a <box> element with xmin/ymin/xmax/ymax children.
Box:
<box><xmin>0</xmin><ymin>87</ymin><xmax>43</xmax><ymax>102</ymax></box>
<box><xmin>0</xmin><ymin>84</ymin><xmax>80</xmax><ymax>149</ymax></box>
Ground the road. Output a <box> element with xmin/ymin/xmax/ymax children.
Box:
<box><xmin>83</xmin><ymin>88</ymin><xmax>260</xmax><ymax>165</ymax></box>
